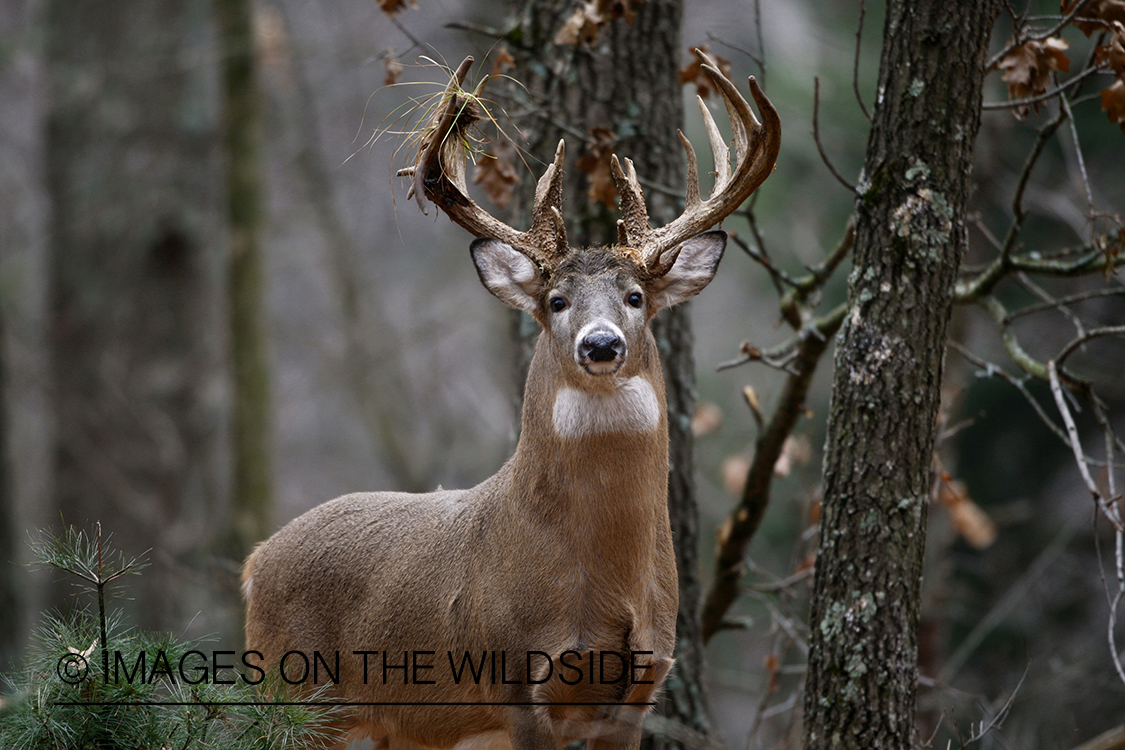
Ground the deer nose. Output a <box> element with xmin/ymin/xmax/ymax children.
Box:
<box><xmin>580</xmin><ymin>331</ymin><xmax>624</xmax><ymax>363</ymax></box>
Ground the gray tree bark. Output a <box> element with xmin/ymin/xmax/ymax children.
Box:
<box><xmin>43</xmin><ymin>0</ymin><xmax>226</xmax><ymax>630</ymax></box>
<box><xmin>501</xmin><ymin>1</ymin><xmax>713</xmax><ymax>745</ymax></box>
<box><xmin>802</xmin><ymin>1</ymin><xmax>999</xmax><ymax>747</ymax></box>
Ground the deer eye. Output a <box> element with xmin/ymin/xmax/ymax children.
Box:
<box><xmin>549</xmin><ymin>296</ymin><xmax>568</xmax><ymax>313</ymax></box>
<box><xmin>626</xmin><ymin>291</ymin><xmax>644</xmax><ymax>308</ymax></box>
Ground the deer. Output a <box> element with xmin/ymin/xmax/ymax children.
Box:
<box><xmin>242</xmin><ymin>49</ymin><xmax>779</xmax><ymax>750</ymax></box>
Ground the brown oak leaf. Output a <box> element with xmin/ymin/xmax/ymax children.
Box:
<box><xmin>472</xmin><ymin>142</ymin><xmax>520</xmax><ymax>209</ymax></box>
<box><xmin>555</xmin><ymin>0</ymin><xmax>645</xmax><ymax>45</ymax></box>
<box><xmin>378</xmin><ymin>0</ymin><xmax>417</xmax><ymax>17</ymax></box>
<box><xmin>555</xmin><ymin>1</ymin><xmax>601</xmax><ymax>45</ymax></box>
<box><xmin>1101</xmin><ymin>79</ymin><xmax>1125</xmax><ymax>131</ymax></box>
<box><xmin>575</xmin><ymin>127</ymin><xmax>619</xmax><ymax>208</ymax></box>
<box><xmin>999</xmin><ymin>37</ymin><xmax>1070</xmax><ymax>118</ymax></box>
<box><xmin>1094</xmin><ymin>22</ymin><xmax>1125</xmax><ymax>76</ymax></box>
<box><xmin>678</xmin><ymin>45</ymin><xmax>733</xmax><ymax>100</ymax></box>
<box><xmin>1062</xmin><ymin>0</ymin><xmax>1125</xmax><ymax>35</ymax></box>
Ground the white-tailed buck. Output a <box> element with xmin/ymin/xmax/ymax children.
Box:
<box><xmin>243</xmin><ymin>50</ymin><xmax>779</xmax><ymax>750</ymax></box>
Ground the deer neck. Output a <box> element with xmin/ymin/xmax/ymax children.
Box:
<box><xmin>507</xmin><ymin>331</ymin><xmax>670</xmax><ymax>550</ymax></box>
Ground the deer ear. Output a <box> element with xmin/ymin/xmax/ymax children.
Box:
<box><xmin>650</xmin><ymin>230</ymin><xmax>726</xmax><ymax>309</ymax></box>
<box><xmin>471</xmin><ymin>238</ymin><xmax>544</xmax><ymax>315</ymax></box>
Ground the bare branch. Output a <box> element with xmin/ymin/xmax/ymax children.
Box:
<box><xmin>702</xmin><ymin>302</ymin><xmax>846</xmax><ymax>643</ymax></box>
<box><xmin>1048</xmin><ymin>359</ymin><xmax>1124</xmax><ymax>530</ymax></box>
<box><xmin>852</xmin><ymin>0</ymin><xmax>872</xmax><ymax>122</ymax></box>
<box><xmin>812</xmin><ymin>77</ymin><xmax>856</xmax><ymax>192</ymax></box>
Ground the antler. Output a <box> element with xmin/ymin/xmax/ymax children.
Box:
<box><xmin>398</xmin><ymin>57</ymin><xmax>568</xmax><ymax>271</ymax></box>
<box><xmin>612</xmin><ymin>48</ymin><xmax>781</xmax><ymax>277</ymax></box>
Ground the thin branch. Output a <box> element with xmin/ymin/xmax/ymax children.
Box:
<box><xmin>985</xmin><ymin>0</ymin><xmax>1096</xmax><ymax>71</ymax></box>
<box><xmin>982</xmin><ymin>64</ymin><xmax>1105</xmax><ymax>111</ymax></box>
<box><xmin>702</xmin><ymin>302</ymin><xmax>846</xmax><ymax>643</ymax></box>
<box><xmin>948</xmin><ymin>341</ymin><xmax>1071</xmax><ymax>449</ymax></box>
<box><xmin>851</xmin><ymin>0</ymin><xmax>871</xmax><ymax>122</ymax></box>
<box><xmin>1049</xmin><ymin>359</ymin><xmax>1124</xmax><ymax>530</ymax></box>
<box><xmin>939</xmin><ymin>515</ymin><xmax>1082</xmax><ymax>683</ymax></box>
<box><xmin>728</xmin><ymin>230</ymin><xmax>801</xmax><ymax>293</ymax></box>
<box><xmin>1059</xmin><ymin>91</ymin><xmax>1096</xmax><ymax>213</ymax></box>
<box><xmin>717</xmin><ymin>302</ymin><xmax>847</xmax><ymax>373</ymax></box>
<box><xmin>955</xmin><ymin>107</ymin><xmax>1068</xmax><ymax>301</ymax></box>
<box><xmin>812</xmin><ymin>77</ymin><xmax>856</xmax><ymax>192</ymax></box>
<box><xmin>1054</xmin><ymin>325</ymin><xmax>1125</xmax><ymax>376</ymax></box>
<box><xmin>1005</xmin><ymin>286</ymin><xmax>1125</xmax><ymax>320</ymax></box>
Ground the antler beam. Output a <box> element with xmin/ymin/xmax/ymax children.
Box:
<box><xmin>398</xmin><ymin>57</ymin><xmax>568</xmax><ymax>270</ymax></box>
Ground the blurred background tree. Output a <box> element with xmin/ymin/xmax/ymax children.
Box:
<box><xmin>1</xmin><ymin>0</ymin><xmax>1123</xmax><ymax>748</ymax></box>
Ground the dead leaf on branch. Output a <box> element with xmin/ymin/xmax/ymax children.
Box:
<box><xmin>1095</xmin><ymin>23</ymin><xmax>1125</xmax><ymax>75</ymax></box>
<box><xmin>555</xmin><ymin>0</ymin><xmax>646</xmax><ymax>46</ymax></box>
<box><xmin>937</xmin><ymin>475</ymin><xmax>997</xmax><ymax>549</ymax></box>
<box><xmin>575</xmin><ymin>127</ymin><xmax>619</xmax><ymax>208</ymax></box>
<box><xmin>1102</xmin><ymin>79</ymin><xmax>1125</xmax><ymax>131</ymax></box>
<box><xmin>383</xmin><ymin>51</ymin><xmax>404</xmax><ymax>86</ymax></box>
<box><xmin>1062</xmin><ymin>0</ymin><xmax>1125</xmax><ymax>36</ymax></box>
<box><xmin>490</xmin><ymin>46</ymin><xmax>516</xmax><ymax>77</ymax></box>
<box><xmin>472</xmin><ymin>141</ymin><xmax>521</xmax><ymax>210</ymax></box>
<box><xmin>999</xmin><ymin>37</ymin><xmax>1070</xmax><ymax>118</ymax></box>
<box><xmin>1092</xmin><ymin>22</ymin><xmax>1125</xmax><ymax>131</ymax></box>
<box><xmin>678</xmin><ymin>44</ymin><xmax>733</xmax><ymax>100</ymax></box>
<box><xmin>378</xmin><ymin>0</ymin><xmax>417</xmax><ymax>17</ymax></box>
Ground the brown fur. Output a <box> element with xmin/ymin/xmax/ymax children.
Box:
<box><xmin>244</xmin><ymin>239</ymin><xmax>724</xmax><ymax>750</ymax></box>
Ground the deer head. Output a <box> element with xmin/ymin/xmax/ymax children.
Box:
<box><xmin>398</xmin><ymin>49</ymin><xmax>781</xmax><ymax>323</ymax></box>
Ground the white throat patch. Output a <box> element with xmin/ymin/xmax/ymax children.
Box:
<box><xmin>552</xmin><ymin>376</ymin><xmax>661</xmax><ymax>439</ymax></box>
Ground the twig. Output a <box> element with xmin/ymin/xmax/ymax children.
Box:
<box><xmin>1005</xmin><ymin>286</ymin><xmax>1125</xmax><ymax>320</ymax></box>
<box><xmin>812</xmin><ymin>77</ymin><xmax>856</xmax><ymax>192</ymax></box>
<box><xmin>1049</xmin><ymin>359</ymin><xmax>1124</xmax><ymax>530</ymax></box>
<box><xmin>1053</xmin><ymin>325</ymin><xmax>1125</xmax><ymax>376</ymax></box>
<box><xmin>728</xmin><ymin>230</ymin><xmax>801</xmax><ymax>293</ymax></box>
<box><xmin>939</xmin><ymin>514</ymin><xmax>1082</xmax><ymax>683</ymax></box>
<box><xmin>981</xmin><ymin>64</ymin><xmax>1105</xmax><ymax>111</ymax></box>
<box><xmin>986</xmin><ymin>0</ymin><xmax>1096</xmax><ymax>71</ymax></box>
<box><xmin>851</xmin><ymin>0</ymin><xmax>872</xmax><ymax>122</ymax></box>
<box><xmin>702</xmin><ymin>302</ymin><xmax>846</xmax><ymax>643</ymax></box>
<box><xmin>948</xmin><ymin>341</ymin><xmax>1072</xmax><ymax>451</ymax></box>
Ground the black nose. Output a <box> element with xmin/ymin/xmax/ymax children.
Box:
<box><xmin>581</xmin><ymin>332</ymin><xmax>624</xmax><ymax>362</ymax></box>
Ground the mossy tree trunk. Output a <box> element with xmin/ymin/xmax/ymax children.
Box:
<box><xmin>802</xmin><ymin>1</ymin><xmax>999</xmax><ymax>747</ymax></box>
<box><xmin>216</xmin><ymin>0</ymin><xmax>272</xmax><ymax>558</ymax></box>
<box><xmin>502</xmin><ymin>1</ymin><xmax>713</xmax><ymax>745</ymax></box>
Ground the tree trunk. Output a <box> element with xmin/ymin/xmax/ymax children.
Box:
<box><xmin>802</xmin><ymin>1</ymin><xmax>998</xmax><ymax>747</ymax></box>
<box><xmin>44</xmin><ymin>0</ymin><xmax>225</xmax><ymax>630</ymax></box>
<box><xmin>216</xmin><ymin>0</ymin><xmax>272</xmax><ymax>559</ymax></box>
<box><xmin>502</xmin><ymin>1</ymin><xmax>712</xmax><ymax>744</ymax></box>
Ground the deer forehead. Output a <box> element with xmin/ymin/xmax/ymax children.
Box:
<box><xmin>552</xmin><ymin>376</ymin><xmax>661</xmax><ymax>439</ymax></box>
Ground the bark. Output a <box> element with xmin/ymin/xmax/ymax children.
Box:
<box><xmin>44</xmin><ymin>0</ymin><xmax>225</xmax><ymax>630</ymax></box>
<box><xmin>802</xmin><ymin>1</ymin><xmax>999</xmax><ymax>748</ymax></box>
<box><xmin>502</xmin><ymin>1</ymin><xmax>713</xmax><ymax>744</ymax></box>
<box><xmin>216</xmin><ymin>0</ymin><xmax>272</xmax><ymax>558</ymax></box>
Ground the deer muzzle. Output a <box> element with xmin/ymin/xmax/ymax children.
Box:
<box><xmin>576</xmin><ymin>323</ymin><xmax>626</xmax><ymax>375</ymax></box>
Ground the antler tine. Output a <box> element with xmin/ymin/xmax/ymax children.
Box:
<box><xmin>697</xmin><ymin>93</ymin><xmax>732</xmax><ymax>192</ymax></box>
<box><xmin>610</xmin><ymin>154</ymin><xmax>657</xmax><ymax>251</ymax></box>
<box><xmin>609</xmin><ymin>49</ymin><xmax>779</xmax><ymax>272</ymax></box>
<box><xmin>526</xmin><ymin>140</ymin><xmax>569</xmax><ymax>260</ymax></box>
<box><xmin>677</xmin><ymin>130</ymin><xmax>702</xmax><ymax>210</ymax></box>
<box><xmin>403</xmin><ymin>56</ymin><xmax>568</xmax><ymax>270</ymax></box>
<box><xmin>648</xmin><ymin>54</ymin><xmax>781</xmax><ymax>261</ymax></box>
